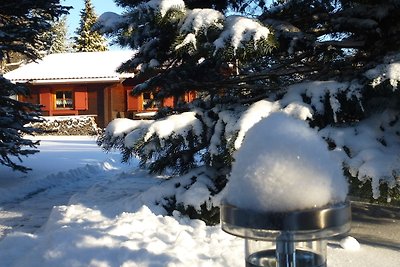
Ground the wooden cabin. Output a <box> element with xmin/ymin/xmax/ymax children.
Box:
<box><xmin>4</xmin><ymin>51</ymin><xmax>196</xmax><ymax>128</ymax></box>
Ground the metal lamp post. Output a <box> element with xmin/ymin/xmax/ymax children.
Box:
<box><xmin>220</xmin><ymin>201</ymin><xmax>351</xmax><ymax>267</ymax></box>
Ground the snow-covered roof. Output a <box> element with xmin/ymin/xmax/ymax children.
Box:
<box><xmin>4</xmin><ymin>50</ymin><xmax>136</xmax><ymax>84</ymax></box>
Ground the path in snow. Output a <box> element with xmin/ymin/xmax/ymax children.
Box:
<box><xmin>0</xmin><ymin>163</ymin><xmax>118</xmax><ymax>239</ymax></box>
<box><xmin>0</xmin><ymin>136</ymin><xmax>134</xmax><ymax>240</ymax></box>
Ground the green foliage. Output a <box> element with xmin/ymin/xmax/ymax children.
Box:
<box><xmin>0</xmin><ymin>0</ymin><xmax>70</xmax><ymax>61</ymax></box>
<box><xmin>346</xmin><ymin>169</ymin><xmax>400</xmax><ymax>206</ymax></box>
<box><xmin>114</xmin><ymin>0</ymin><xmax>262</xmax><ymax>12</ymax></box>
<box><xmin>215</xmin><ymin>36</ymin><xmax>278</xmax><ymax>62</ymax></box>
<box><xmin>169</xmin><ymin>198</ymin><xmax>221</xmax><ymax>225</ymax></box>
<box><xmin>108</xmin><ymin>2</ymin><xmax>278</xmax><ymax>100</ymax></box>
<box><xmin>39</xmin><ymin>16</ymin><xmax>71</xmax><ymax>54</ymax></box>
<box><xmin>73</xmin><ymin>0</ymin><xmax>108</xmax><ymax>52</ymax></box>
<box><xmin>0</xmin><ymin>78</ymin><xmax>43</xmax><ymax>172</ymax></box>
<box><xmin>100</xmin><ymin>0</ymin><xmax>400</xmax><ymax>219</ymax></box>
<box><xmin>49</xmin><ymin>16</ymin><xmax>71</xmax><ymax>53</ymax></box>
<box><xmin>0</xmin><ymin>0</ymin><xmax>69</xmax><ymax>172</ymax></box>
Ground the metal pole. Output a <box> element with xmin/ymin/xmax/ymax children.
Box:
<box><xmin>276</xmin><ymin>232</ymin><xmax>296</xmax><ymax>267</ymax></box>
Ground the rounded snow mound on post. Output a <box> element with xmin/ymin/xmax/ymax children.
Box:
<box><xmin>224</xmin><ymin>112</ymin><xmax>348</xmax><ymax>212</ymax></box>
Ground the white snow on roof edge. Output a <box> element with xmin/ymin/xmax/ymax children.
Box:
<box><xmin>4</xmin><ymin>50</ymin><xmax>136</xmax><ymax>83</ymax></box>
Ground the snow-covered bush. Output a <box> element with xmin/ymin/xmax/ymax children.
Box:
<box><xmin>98</xmin><ymin>0</ymin><xmax>400</xmax><ymax>222</ymax></box>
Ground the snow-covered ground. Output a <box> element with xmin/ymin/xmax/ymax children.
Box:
<box><xmin>0</xmin><ymin>136</ymin><xmax>399</xmax><ymax>266</ymax></box>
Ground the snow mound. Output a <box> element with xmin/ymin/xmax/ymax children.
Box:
<box><xmin>224</xmin><ymin>113</ymin><xmax>348</xmax><ymax>212</ymax></box>
<box><xmin>233</xmin><ymin>100</ymin><xmax>280</xmax><ymax>150</ymax></box>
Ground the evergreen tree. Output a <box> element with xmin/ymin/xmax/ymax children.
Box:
<box><xmin>114</xmin><ymin>0</ymin><xmax>266</xmax><ymax>13</ymax></box>
<box><xmin>44</xmin><ymin>16</ymin><xmax>71</xmax><ymax>54</ymax></box>
<box><xmin>98</xmin><ymin>0</ymin><xmax>400</xmax><ymax>219</ymax></box>
<box><xmin>0</xmin><ymin>0</ymin><xmax>70</xmax><ymax>172</ymax></box>
<box><xmin>73</xmin><ymin>0</ymin><xmax>108</xmax><ymax>52</ymax></box>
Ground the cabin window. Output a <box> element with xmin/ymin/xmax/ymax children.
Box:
<box><xmin>143</xmin><ymin>92</ymin><xmax>161</xmax><ymax>109</ymax></box>
<box><xmin>55</xmin><ymin>90</ymin><xmax>73</xmax><ymax>109</ymax></box>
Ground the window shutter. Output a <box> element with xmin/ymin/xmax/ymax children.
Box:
<box><xmin>127</xmin><ymin>90</ymin><xmax>141</xmax><ymax>111</ymax></box>
<box><xmin>39</xmin><ymin>89</ymin><xmax>52</xmax><ymax>111</ymax></box>
<box><xmin>74</xmin><ymin>88</ymin><xmax>88</xmax><ymax>110</ymax></box>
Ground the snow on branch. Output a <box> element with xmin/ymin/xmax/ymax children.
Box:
<box><xmin>213</xmin><ymin>15</ymin><xmax>273</xmax><ymax>55</ymax></box>
<box><xmin>139</xmin><ymin>0</ymin><xmax>185</xmax><ymax>17</ymax></box>
<box><xmin>281</xmin><ymin>80</ymin><xmax>363</xmax><ymax>123</ymax></box>
<box><xmin>96</xmin><ymin>12</ymin><xmax>125</xmax><ymax>34</ymax></box>
<box><xmin>208</xmin><ymin>99</ymin><xmax>312</xmax><ymax>158</ymax></box>
<box><xmin>179</xmin><ymin>9</ymin><xmax>224</xmax><ymax>34</ymax></box>
<box><xmin>99</xmin><ymin>111</ymin><xmax>207</xmax><ymax>173</ymax></box>
<box><xmin>99</xmin><ymin>118</ymin><xmax>153</xmax><ymax>151</ymax></box>
<box><xmin>174</xmin><ymin>8</ymin><xmax>225</xmax><ymax>51</ymax></box>
<box><xmin>105</xmin><ymin>118</ymin><xmax>153</xmax><ymax>139</ymax></box>
<box><xmin>208</xmin><ymin>107</ymin><xmax>241</xmax><ymax>158</ymax></box>
<box><xmin>134</xmin><ymin>166</ymin><xmax>218</xmax><ymax>214</ymax></box>
<box><xmin>100</xmin><ymin>74</ymin><xmax>399</xmax><ymax>200</ymax></box>
<box><xmin>175</xmin><ymin>33</ymin><xmax>197</xmax><ymax>51</ymax></box>
<box><xmin>364</xmin><ymin>54</ymin><xmax>400</xmax><ymax>89</ymax></box>
<box><xmin>320</xmin><ymin>110</ymin><xmax>400</xmax><ymax>199</ymax></box>
<box><xmin>143</xmin><ymin>111</ymin><xmax>203</xmax><ymax>147</ymax></box>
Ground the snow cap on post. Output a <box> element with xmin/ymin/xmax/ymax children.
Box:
<box><xmin>224</xmin><ymin>112</ymin><xmax>348</xmax><ymax>212</ymax></box>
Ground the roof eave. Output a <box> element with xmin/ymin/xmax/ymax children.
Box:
<box><xmin>10</xmin><ymin>76</ymin><xmax>135</xmax><ymax>85</ymax></box>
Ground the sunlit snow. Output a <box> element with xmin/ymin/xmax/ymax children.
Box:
<box><xmin>213</xmin><ymin>15</ymin><xmax>271</xmax><ymax>54</ymax></box>
<box><xmin>140</xmin><ymin>0</ymin><xmax>185</xmax><ymax>17</ymax></box>
<box><xmin>179</xmin><ymin>9</ymin><xmax>224</xmax><ymax>34</ymax></box>
<box><xmin>0</xmin><ymin>136</ymin><xmax>398</xmax><ymax>266</ymax></box>
<box><xmin>224</xmin><ymin>113</ymin><xmax>348</xmax><ymax>212</ymax></box>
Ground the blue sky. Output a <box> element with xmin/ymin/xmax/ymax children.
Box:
<box><xmin>63</xmin><ymin>0</ymin><xmax>123</xmax><ymax>38</ymax></box>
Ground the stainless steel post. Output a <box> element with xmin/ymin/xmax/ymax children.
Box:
<box><xmin>220</xmin><ymin>201</ymin><xmax>351</xmax><ymax>267</ymax></box>
<box><xmin>276</xmin><ymin>232</ymin><xmax>295</xmax><ymax>267</ymax></box>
